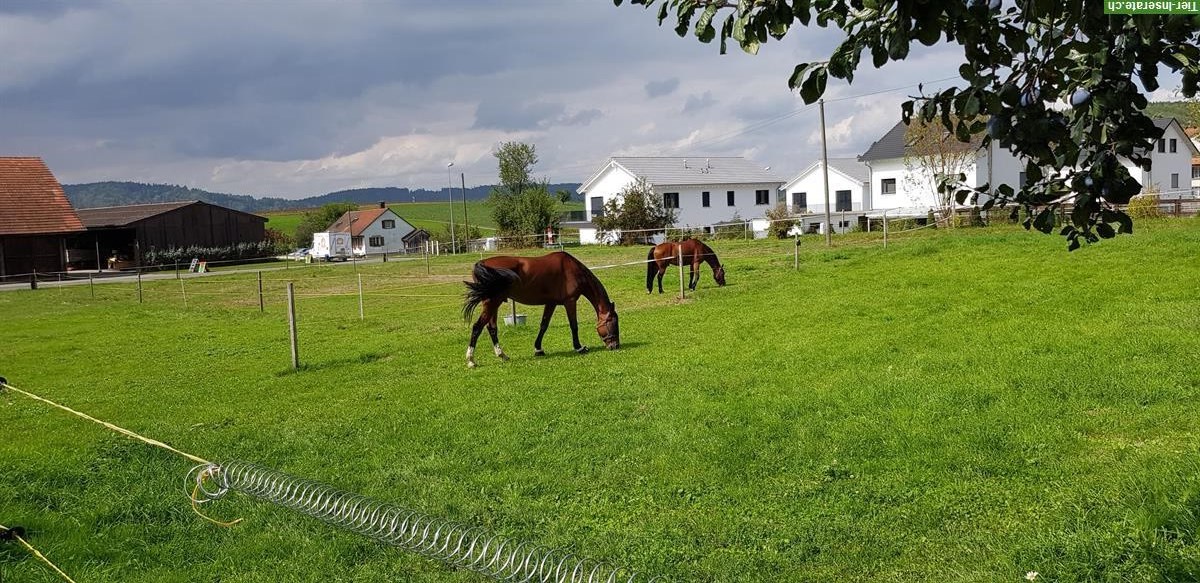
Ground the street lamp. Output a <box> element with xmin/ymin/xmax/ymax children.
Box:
<box><xmin>446</xmin><ymin>161</ymin><xmax>456</xmax><ymax>253</ymax></box>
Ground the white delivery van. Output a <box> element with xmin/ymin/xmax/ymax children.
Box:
<box><xmin>311</xmin><ymin>232</ymin><xmax>352</xmax><ymax>262</ymax></box>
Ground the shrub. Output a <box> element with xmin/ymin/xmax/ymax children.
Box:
<box><xmin>764</xmin><ymin>203</ymin><xmax>800</xmax><ymax>238</ymax></box>
<box><xmin>1127</xmin><ymin>193</ymin><xmax>1163</xmax><ymax>219</ymax></box>
<box><xmin>141</xmin><ymin>240</ymin><xmax>286</xmax><ymax>266</ymax></box>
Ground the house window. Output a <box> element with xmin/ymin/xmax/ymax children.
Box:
<box><xmin>835</xmin><ymin>190</ymin><xmax>852</xmax><ymax>212</ymax></box>
<box><xmin>663</xmin><ymin>192</ymin><xmax>679</xmax><ymax>209</ymax></box>
<box><xmin>792</xmin><ymin>192</ymin><xmax>807</xmax><ymax>212</ymax></box>
<box><xmin>1172</xmin><ymin>173</ymin><xmax>1180</xmax><ymax>189</ymax></box>
<box><xmin>727</xmin><ymin>191</ymin><xmax>735</xmax><ymax>206</ymax></box>
<box><xmin>382</xmin><ymin>219</ymin><xmax>395</xmax><ymax>229</ymax></box>
<box><xmin>755</xmin><ymin>189</ymin><xmax>770</xmax><ymax>205</ymax></box>
<box><xmin>1192</xmin><ymin>165</ymin><xmax>1200</xmax><ymax>179</ymax></box>
<box><xmin>1158</xmin><ymin>139</ymin><xmax>1165</xmax><ymax>153</ymax></box>
<box><xmin>590</xmin><ymin>196</ymin><xmax>605</xmax><ymax>218</ymax></box>
<box><xmin>369</xmin><ymin>235</ymin><xmax>384</xmax><ymax>247</ymax></box>
<box><xmin>1170</xmin><ymin>139</ymin><xmax>1177</xmax><ymax>153</ymax></box>
<box><xmin>702</xmin><ymin>191</ymin><xmax>710</xmax><ymax>207</ymax></box>
<box><xmin>881</xmin><ymin>178</ymin><xmax>897</xmax><ymax>195</ymax></box>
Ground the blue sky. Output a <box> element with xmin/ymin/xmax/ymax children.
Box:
<box><xmin>0</xmin><ymin>1</ymin><xmax>1180</xmax><ymax>198</ymax></box>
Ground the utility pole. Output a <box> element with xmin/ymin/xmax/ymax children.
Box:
<box><xmin>446</xmin><ymin>162</ymin><xmax>456</xmax><ymax>253</ymax></box>
<box><xmin>820</xmin><ymin>98</ymin><xmax>832</xmax><ymax>247</ymax></box>
<box><xmin>461</xmin><ymin>172</ymin><xmax>469</xmax><ymax>252</ymax></box>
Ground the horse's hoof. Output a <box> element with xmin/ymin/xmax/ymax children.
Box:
<box><xmin>467</xmin><ymin>361</ymin><xmax>477</xmax><ymax>369</ymax></box>
<box><xmin>575</xmin><ymin>346</ymin><xmax>589</xmax><ymax>354</ymax></box>
<box><xmin>534</xmin><ymin>349</ymin><xmax>546</xmax><ymax>357</ymax></box>
<box><xmin>498</xmin><ymin>353</ymin><xmax>510</xmax><ymax>362</ymax></box>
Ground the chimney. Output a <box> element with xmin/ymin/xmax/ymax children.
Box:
<box><xmin>378</xmin><ymin>201</ymin><xmax>386</xmax><ymax>209</ymax></box>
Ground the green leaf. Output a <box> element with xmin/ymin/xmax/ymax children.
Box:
<box><xmin>1033</xmin><ymin>208</ymin><xmax>1055</xmax><ymax>234</ymax></box>
<box><xmin>696</xmin><ymin>3</ymin><xmax>718</xmax><ymax>43</ymax></box>
<box><xmin>799</xmin><ymin>67</ymin><xmax>828</xmax><ymax>104</ymax></box>
<box><xmin>1115</xmin><ymin>210</ymin><xmax>1134</xmax><ymax>234</ymax></box>
<box><xmin>788</xmin><ymin>63</ymin><xmax>811</xmax><ymax>90</ymax></box>
<box><xmin>1096</xmin><ymin>222</ymin><xmax>1116</xmax><ymax>239</ymax></box>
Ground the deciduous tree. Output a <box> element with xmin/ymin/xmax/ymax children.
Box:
<box><xmin>616</xmin><ymin>0</ymin><xmax>1200</xmax><ymax>250</ymax></box>
<box><xmin>593</xmin><ymin>177</ymin><xmax>678</xmax><ymax>244</ymax></box>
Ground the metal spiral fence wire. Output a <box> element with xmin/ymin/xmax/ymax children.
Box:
<box><xmin>189</xmin><ymin>461</ymin><xmax>664</xmax><ymax>583</ymax></box>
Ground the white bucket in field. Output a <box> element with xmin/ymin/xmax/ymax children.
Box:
<box><xmin>504</xmin><ymin>314</ymin><xmax>527</xmax><ymax>326</ymax></box>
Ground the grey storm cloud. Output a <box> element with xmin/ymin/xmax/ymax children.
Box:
<box><xmin>472</xmin><ymin>98</ymin><xmax>602</xmax><ymax>131</ymax></box>
<box><xmin>0</xmin><ymin>0</ymin><xmax>984</xmax><ymax>196</ymax></box>
<box><xmin>682</xmin><ymin>91</ymin><xmax>718</xmax><ymax>114</ymax></box>
<box><xmin>645</xmin><ymin>78</ymin><xmax>680</xmax><ymax>98</ymax></box>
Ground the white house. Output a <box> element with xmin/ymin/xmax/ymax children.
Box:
<box><xmin>325</xmin><ymin>204</ymin><xmax>426</xmax><ymax>255</ymax></box>
<box><xmin>573</xmin><ymin>156</ymin><xmax>785</xmax><ymax>244</ymax></box>
<box><xmin>1143</xmin><ymin>118</ymin><xmax>1198</xmax><ymax>199</ymax></box>
<box><xmin>858</xmin><ymin>121</ymin><xmax>991</xmax><ymax>217</ymax></box>
<box><xmin>858</xmin><ymin>117</ymin><xmax>1198</xmax><ymax>216</ymax></box>
<box><xmin>781</xmin><ymin>158</ymin><xmax>871</xmax><ymax>234</ymax></box>
<box><xmin>1191</xmin><ymin>134</ymin><xmax>1200</xmax><ymax>197</ymax></box>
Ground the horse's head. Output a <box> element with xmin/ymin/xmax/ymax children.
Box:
<box><xmin>714</xmin><ymin>264</ymin><xmax>727</xmax><ymax>286</ymax></box>
<box><xmin>597</xmin><ymin>302</ymin><xmax>620</xmax><ymax>350</ymax></box>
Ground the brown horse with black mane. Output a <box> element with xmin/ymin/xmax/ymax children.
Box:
<box><xmin>462</xmin><ymin>251</ymin><xmax>619</xmax><ymax>368</ymax></box>
<box><xmin>646</xmin><ymin>238</ymin><xmax>726</xmax><ymax>294</ymax></box>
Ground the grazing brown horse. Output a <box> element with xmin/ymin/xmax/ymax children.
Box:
<box><xmin>462</xmin><ymin>251</ymin><xmax>619</xmax><ymax>368</ymax></box>
<box><xmin>646</xmin><ymin>239</ymin><xmax>726</xmax><ymax>294</ymax></box>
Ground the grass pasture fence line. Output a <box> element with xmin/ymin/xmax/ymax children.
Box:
<box><xmin>2</xmin><ymin>219</ymin><xmax>1199</xmax><ymax>581</ymax></box>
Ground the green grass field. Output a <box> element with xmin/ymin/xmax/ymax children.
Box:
<box><xmin>2</xmin><ymin>220</ymin><xmax>1199</xmax><ymax>582</ymax></box>
<box><xmin>263</xmin><ymin>200</ymin><xmax>585</xmax><ymax>244</ymax></box>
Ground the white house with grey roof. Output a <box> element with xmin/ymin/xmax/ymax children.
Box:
<box><xmin>858</xmin><ymin>118</ymin><xmax>1198</xmax><ymax>217</ymax></box>
<box><xmin>574</xmin><ymin>156</ymin><xmax>784</xmax><ymax>244</ymax></box>
<box><xmin>781</xmin><ymin>158</ymin><xmax>872</xmax><ymax>234</ymax></box>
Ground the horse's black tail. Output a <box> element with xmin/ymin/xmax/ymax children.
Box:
<box><xmin>463</xmin><ymin>262</ymin><xmax>518</xmax><ymax>321</ymax></box>
<box><xmin>645</xmin><ymin>247</ymin><xmax>657</xmax><ymax>293</ymax></box>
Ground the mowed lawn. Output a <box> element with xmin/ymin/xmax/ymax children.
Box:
<box><xmin>1</xmin><ymin>220</ymin><xmax>1198</xmax><ymax>582</ymax></box>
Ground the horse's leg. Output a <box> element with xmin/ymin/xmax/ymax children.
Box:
<box><xmin>534</xmin><ymin>304</ymin><xmax>555</xmax><ymax>356</ymax></box>
<box><xmin>688</xmin><ymin>261</ymin><xmax>698</xmax><ymax>291</ymax></box>
<box><xmin>656</xmin><ymin>264</ymin><xmax>666</xmax><ymax>294</ymax></box>
<box><xmin>565</xmin><ymin>299</ymin><xmax>588</xmax><ymax>353</ymax></box>
<box><xmin>486</xmin><ymin>307</ymin><xmax>508</xmax><ymax>362</ymax></box>
<box><xmin>466</xmin><ymin>301</ymin><xmax>491</xmax><ymax>368</ymax></box>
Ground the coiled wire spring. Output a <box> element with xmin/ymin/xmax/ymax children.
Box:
<box><xmin>188</xmin><ymin>461</ymin><xmax>665</xmax><ymax>583</ymax></box>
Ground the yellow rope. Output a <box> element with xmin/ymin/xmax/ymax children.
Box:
<box><xmin>0</xmin><ymin>381</ymin><xmax>210</xmax><ymax>465</ymax></box>
<box><xmin>1</xmin><ymin>381</ymin><xmax>245</xmax><ymax>529</ymax></box>
<box><xmin>0</xmin><ymin>523</ymin><xmax>79</xmax><ymax>583</ymax></box>
<box><xmin>189</xmin><ymin>469</ymin><xmax>243</xmax><ymax>528</ymax></box>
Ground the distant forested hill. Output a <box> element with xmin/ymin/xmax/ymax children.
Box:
<box><xmin>1146</xmin><ymin>101</ymin><xmax>1199</xmax><ymax>128</ymax></box>
<box><xmin>64</xmin><ymin>182</ymin><xmax>582</xmax><ymax>212</ymax></box>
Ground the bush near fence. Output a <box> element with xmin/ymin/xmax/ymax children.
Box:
<box><xmin>142</xmin><ymin>241</ymin><xmax>287</xmax><ymax>266</ymax></box>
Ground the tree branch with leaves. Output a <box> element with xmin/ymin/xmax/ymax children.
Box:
<box><xmin>616</xmin><ymin>0</ymin><xmax>1200</xmax><ymax>250</ymax></box>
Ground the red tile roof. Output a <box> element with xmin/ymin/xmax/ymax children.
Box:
<box><xmin>327</xmin><ymin>207</ymin><xmax>389</xmax><ymax>237</ymax></box>
<box><xmin>0</xmin><ymin>157</ymin><xmax>86</xmax><ymax>236</ymax></box>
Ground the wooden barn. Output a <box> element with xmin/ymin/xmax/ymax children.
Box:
<box><xmin>75</xmin><ymin>201</ymin><xmax>267</xmax><ymax>267</ymax></box>
<box><xmin>0</xmin><ymin>157</ymin><xmax>88</xmax><ymax>279</ymax></box>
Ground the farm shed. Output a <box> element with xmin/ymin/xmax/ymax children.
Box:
<box><xmin>0</xmin><ymin>157</ymin><xmax>88</xmax><ymax>279</ymax></box>
<box><xmin>75</xmin><ymin>200</ymin><xmax>267</xmax><ymax>268</ymax></box>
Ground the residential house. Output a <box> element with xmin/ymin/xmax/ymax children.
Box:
<box><xmin>1144</xmin><ymin>119</ymin><xmax>1199</xmax><ymax>199</ymax></box>
<box><xmin>0</xmin><ymin>157</ymin><xmax>88</xmax><ymax>279</ymax></box>
<box><xmin>326</xmin><ymin>203</ymin><xmax>425</xmax><ymax>255</ymax></box>
<box><xmin>858</xmin><ymin>117</ymin><xmax>1197</xmax><ymax>216</ymax></box>
<box><xmin>781</xmin><ymin>158</ymin><xmax>871</xmax><ymax>234</ymax></box>
<box><xmin>573</xmin><ymin>156</ymin><xmax>784</xmax><ymax>244</ymax></box>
